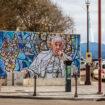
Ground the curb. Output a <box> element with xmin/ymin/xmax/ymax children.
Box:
<box><xmin>0</xmin><ymin>95</ymin><xmax>105</xmax><ymax>101</ymax></box>
<box><xmin>96</xmin><ymin>98</ymin><xmax>105</xmax><ymax>101</ymax></box>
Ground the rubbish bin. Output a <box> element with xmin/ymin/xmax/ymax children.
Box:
<box><xmin>65</xmin><ymin>61</ymin><xmax>72</xmax><ymax>92</ymax></box>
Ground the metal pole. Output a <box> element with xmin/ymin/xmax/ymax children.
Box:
<box><xmin>33</xmin><ymin>75</ymin><xmax>36</xmax><ymax>96</ymax></box>
<box><xmin>85</xmin><ymin>0</ymin><xmax>91</xmax><ymax>85</ymax></box>
<box><xmin>74</xmin><ymin>73</ymin><xmax>78</xmax><ymax>97</ymax></box>
<box><xmin>98</xmin><ymin>0</ymin><xmax>102</xmax><ymax>94</ymax></box>
<box><xmin>12</xmin><ymin>72</ymin><xmax>14</xmax><ymax>86</ymax></box>
<box><xmin>0</xmin><ymin>77</ymin><xmax>1</xmax><ymax>92</ymax></box>
<box><xmin>87</xmin><ymin>4</ymin><xmax>89</xmax><ymax>52</ymax></box>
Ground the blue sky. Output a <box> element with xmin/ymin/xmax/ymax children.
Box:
<box><xmin>51</xmin><ymin>0</ymin><xmax>105</xmax><ymax>44</ymax></box>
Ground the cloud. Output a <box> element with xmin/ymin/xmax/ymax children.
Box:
<box><xmin>51</xmin><ymin>0</ymin><xmax>105</xmax><ymax>44</ymax></box>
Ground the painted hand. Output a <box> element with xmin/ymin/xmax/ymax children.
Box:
<box><xmin>58</xmin><ymin>51</ymin><xmax>67</xmax><ymax>61</ymax></box>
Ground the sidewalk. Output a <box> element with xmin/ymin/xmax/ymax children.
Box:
<box><xmin>0</xmin><ymin>82</ymin><xmax>105</xmax><ymax>100</ymax></box>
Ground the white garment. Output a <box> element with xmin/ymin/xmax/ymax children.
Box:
<box><xmin>27</xmin><ymin>50</ymin><xmax>73</xmax><ymax>78</ymax></box>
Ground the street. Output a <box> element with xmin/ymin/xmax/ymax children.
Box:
<box><xmin>0</xmin><ymin>98</ymin><xmax>105</xmax><ymax>105</ymax></box>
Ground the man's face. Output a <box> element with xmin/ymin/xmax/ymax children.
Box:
<box><xmin>51</xmin><ymin>38</ymin><xmax>63</xmax><ymax>56</ymax></box>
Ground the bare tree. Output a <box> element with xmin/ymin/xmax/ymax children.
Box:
<box><xmin>0</xmin><ymin>0</ymin><xmax>74</xmax><ymax>33</ymax></box>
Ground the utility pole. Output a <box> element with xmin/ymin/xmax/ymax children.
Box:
<box><xmin>85</xmin><ymin>0</ymin><xmax>91</xmax><ymax>85</ymax></box>
<box><xmin>98</xmin><ymin>0</ymin><xmax>102</xmax><ymax>94</ymax></box>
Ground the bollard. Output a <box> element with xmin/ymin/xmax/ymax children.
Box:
<box><xmin>74</xmin><ymin>73</ymin><xmax>78</xmax><ymax>97</ymax></box>
<box><xmin>33</xmin><ymin>75</ymin><xmax>36</xmax><ymax>96</ymax></box>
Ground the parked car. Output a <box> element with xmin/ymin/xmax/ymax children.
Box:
<box><xmin>93</xmin><ymin>59</ymin><xmax>105</xmax><ymax>69</ymax></box>
<box><xmin>93</xmin><ymin>61</ymin><xmax>99</xmax><ymax>69</ymax></box>
<box><xmin>92</xmin><ymin>63</ymin><xmax>105</xmax><ymax>80</ymax></box>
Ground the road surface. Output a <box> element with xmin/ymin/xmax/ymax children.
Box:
<box><xmin>0</xmin><ymin>98</ymin><xmax>105</xmax><ymax>105</ymax></box>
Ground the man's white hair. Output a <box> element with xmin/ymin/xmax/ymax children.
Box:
<box><xmin>51</xmin><ymin>36</ymin><xmax>63</xmax><ymax>44</ymax></box>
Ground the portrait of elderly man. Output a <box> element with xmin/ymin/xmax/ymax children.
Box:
<box><xmin>23</xmin><ymin>36</ymin><xmax>75</xmax><ymax>78</ymax></box>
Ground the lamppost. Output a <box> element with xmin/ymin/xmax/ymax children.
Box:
<box><xmin>98</xmin><ymin>0</ymin><xmax>102</xmax><ymax>94</ymax></box>
<box><xmin>85</xmin><ymin>0</ymin><xmax>91</xmax><ymax>85</ymax></box>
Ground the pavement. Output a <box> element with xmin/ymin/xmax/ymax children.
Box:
<box><xmin>0</xmin><ymin>81</ymin><xmax>105</xmax><ymax>101</ymax></box>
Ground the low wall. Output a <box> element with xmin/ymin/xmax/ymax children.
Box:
<box><xmin>24</xmin><ymin>78</ymin><xmax>80</xmax><ymax>86</ymax></box>
<box><xmin>1</xmin><ymin>72</ymin><xmax>80</xmax><ymax>86</ymax></box>
<box><xmin>2</xmin><ymin>72</ymin><xmax>23</xmax><ymax>86</ymax></box>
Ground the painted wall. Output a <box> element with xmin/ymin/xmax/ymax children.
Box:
<box><xmin>0</xmin><ymin>31</ymin><xmax>80</xmax><ymax>78</ymax></box>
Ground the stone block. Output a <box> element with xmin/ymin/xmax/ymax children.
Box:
<box><xmin>14</xmin><ymin>72</ymin><xmax>23</xmax><ymax>86</ymax></box>
<box><xmin>7</xmin><ymin>72</ymin><xmax>13</xmax><ymax>86</ymax></box>
<box><xmin>1</xmin><ymin>78</ymin><xmax>7</xmax><ymax>86</ymax></box>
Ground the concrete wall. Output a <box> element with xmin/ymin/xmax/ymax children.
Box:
<box><xmin>2</xmin><ymin>72</ymin><xmax>23</xmax><ymax>86</ymax></box>
<box><xmin>7</xmin><ymin>72</ymin><xmax>13</xmax><ymax>86</ymax></box>
<box><xmin>24</xmin><ymin>78</ymin><xmax>80</xmax><ymax>86</ymax></box>
<box><xmin>1</xmin><ymin>72</ymin><xmax>80</xmax><ymax>86</ymax></box>
<box><xmin>14</xmin><ymin>72</ymin><xmax>23</xmax><ymax>86</ymax></box>
<box><xmin>1</xmin><ymin>78</ymin><xmax>7</xmax><ymax>86</ymax></box>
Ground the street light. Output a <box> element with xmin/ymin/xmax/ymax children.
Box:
<box><xmin>85</xmin><ymin>0</ymin><xmax>91</xmax><ymax>85</ymax></box>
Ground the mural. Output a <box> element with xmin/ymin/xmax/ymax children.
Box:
<box><xmin>0</xmin><ymin>31</ymin><xmax>80</xmax><ymax>78</ymax></box>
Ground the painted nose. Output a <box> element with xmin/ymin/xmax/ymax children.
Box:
<box><xmin>56</xmin><ymin>45</ymin><xmax>60</xmax><ymax>49</ymax></box>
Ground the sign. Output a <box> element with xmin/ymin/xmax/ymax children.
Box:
<box><xmin>86</xmin><ymin>52</ymin><xmax>92</xmax><ymax>63</ymax></box>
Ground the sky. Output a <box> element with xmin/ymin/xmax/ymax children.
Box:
<box><xmin>51</xmin><ymin>0</ymin><xmax>105</xmax><ymax>44</ymax></box>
